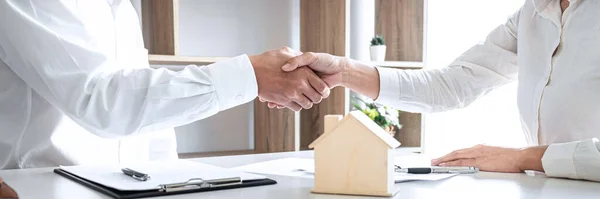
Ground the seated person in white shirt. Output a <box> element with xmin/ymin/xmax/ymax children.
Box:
<box><xmin>0</xmin><ymin>1</ymin><xmax>328</xmax><ymax>169</ymax></box>
<box><xmin>275</xmin><ymin>0</ymin><xmax>600</xmax><ymax>182</ymax></box>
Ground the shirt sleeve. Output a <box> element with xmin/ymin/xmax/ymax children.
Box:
<box><xmin>541</xmin><ymin>138</ymin><xmax>600</xmax><ymax>182</ymax></box>
<box><xmin>0</xmin><ymin>1</ymin><xmax>258</xmax><ymax>138</ymax></box>
<box><xmin>375</xmin><ymin>8</ymin><xmax>522</xmax><ymax>113</ymax></box>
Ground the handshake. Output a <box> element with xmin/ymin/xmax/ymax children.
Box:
<box><xmin>249</xmin><ymin>47</ymin><xmax>349</xmax><ymax>112</ymax></box>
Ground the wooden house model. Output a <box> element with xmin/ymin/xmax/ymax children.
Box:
<box><xmin>309</xmin><ymin>111</ymin><xmax>401</xmax><ymax>197</ymax></box>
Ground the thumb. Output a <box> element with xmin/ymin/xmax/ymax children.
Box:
<box><xmin>282</xmin><ymin>52</ymin><xmax>318</xmax><ymax>72</ymax></box>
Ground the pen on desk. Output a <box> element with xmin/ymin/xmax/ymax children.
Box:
<box><xmin>121</xmin><ymin>168</ymin><xmax>151</xmax><ymax>181</ymax></box>
<box><xmin>394</xmin><ymin>165</ymin><xmax>478</xmax><ymax>174</ymax></box>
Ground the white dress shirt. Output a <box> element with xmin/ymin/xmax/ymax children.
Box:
<box><xmin>0</xmin><ymin>0</ymin><xmax>257</xmax><ymax>169</ymax></box>
<box><xmin>377</xmin><ymin>0</ymin><xmax>600</xmax><ymax>181</ymax></box>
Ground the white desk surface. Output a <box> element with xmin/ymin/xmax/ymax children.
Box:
<box><xmin>1</xmin><ymin>150</ymin><xmax>599</xmax><ymax>199</ymax></box>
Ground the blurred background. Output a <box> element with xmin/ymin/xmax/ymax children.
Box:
<box><xmin>130</xmin><ymin>0</ymin><xmax>527</xmax><ymax>158</ymax></box>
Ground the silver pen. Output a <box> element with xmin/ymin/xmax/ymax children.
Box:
<box><xmin>394</xmin><ymin>165</ymin><xmax>479</xmax><ymax>174</ymax></box>
<box><xmin>122</xmin><ymin>168</ymin><xmax>151</xmax><ymax>181</ymax></box>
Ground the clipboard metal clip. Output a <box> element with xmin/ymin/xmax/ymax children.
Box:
<box><xmin>158</xmin><ymin>177</ymin><xmax>242</xmax><ymax>192</ymax></box>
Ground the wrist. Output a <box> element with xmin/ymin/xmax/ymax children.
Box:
<box><xmin>248</xmin><ymin>55</ymin><xmax>259</xmax><ymax>69</ymax></box>
<box><xmin>517</xmin><ymin>146</ymin><xmax>548</xmax><ymax>172</ymax></box>
<box><xmin>340</xmin><ymin>58</ymin><xmax>380</xmax><ymax>99</ymax></box>
<box><xmin>339</xmin><ymin>57</ymin><xmax>353</xmax><ymax>87</ymax></box>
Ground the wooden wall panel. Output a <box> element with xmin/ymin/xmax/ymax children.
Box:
<box><xmin>376</xmin><ymin>0</ymin><xmax>424</xmax><ymax>147</ymax></box>
<box><xmin>397</xmin><ymin>111</ymin><xmax>422</xmax><ymax>147</ymax></box>
<box><xmin>300</xmin><ymin>0</ymin><xmax>348</xmax><ymax>150</ymax></box>
<box><xmin>254</xmin><ymin>101</ymin><xmax>296</xmax><ymax>153</ymax></box>
<box><xmin>142</xmin><ymin>0</ymin><xmax>180</xmax><ymax>55</ymax></box>
<box><xmin>375</xmin><ymin>0</ymin><xmax>424</xmax><ymax>61</ymax></box>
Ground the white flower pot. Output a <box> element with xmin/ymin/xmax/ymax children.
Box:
<box><xmin>370</xmin><ymin>45</ymin><xmax>387</xmax><ymax>62</ymax></box>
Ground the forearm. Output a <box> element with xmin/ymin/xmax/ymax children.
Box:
<box><xmin>75</xmin><ymin>56</ymin><xmax>257</xmax><ymax>137</ymax></box>
<box><xmin>540</xmin><ymin>138</ymin><xmax>600</xmax><ymax>181</ymax></box>
<box><xmin>340</xmin><ymin>58</ymin><xmax>381</xmax><ymax>99</ymax></box>
<box><xmin>517</xmin><ymin>145</ymin><xmax>548</xmax><ymax>172</ymax></box>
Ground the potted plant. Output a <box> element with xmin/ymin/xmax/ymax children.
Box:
<box><xmin>370</xmin><ymin>35</ymin><xmax>386</xmax><ymax>62</ymax></box>
<box><xmin>352</xmin><ymin>97</ymin><xmax>401</xmax><ymax>137</ymax></box>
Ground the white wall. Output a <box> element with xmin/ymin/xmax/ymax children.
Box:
<box><xmin>132</xmin><ymin>0</ymin><xmax>300</xmax><ymax>154</ymax></box>
<box><xmin>348</xmin><ymin>0</ymin><xmax>375</xmax><ymax>103</ymax></box>
<box><xmin>423</xmin><ymin>0</ymin><xmax>526</xmax><ymax>156</ymax></box>
<box><xmin>178</xmin><ymin>0</ymin><xmax>300</xmax><ymax>57</ymax></box>
<box><xmin>349</xmin><ymin>0</ymin><xmax>374</xmax><ymax>62</ymax></box>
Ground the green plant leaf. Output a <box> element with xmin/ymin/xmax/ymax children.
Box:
<box><xmin>370</xmin><ymin>35</ymin><xmax>385</xmax><ymax>46</ymax></box>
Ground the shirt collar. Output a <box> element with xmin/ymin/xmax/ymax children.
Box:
<box><xmin>533</xmin><ymin>0</ymin><xmax>554</xmax><ymax>13</ymax></box>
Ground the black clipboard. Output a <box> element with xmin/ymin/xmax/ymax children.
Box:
<box><xmin>54</xmin><ymin>168</ymin><xmax>277</xmax><ymax>199</ymax></box>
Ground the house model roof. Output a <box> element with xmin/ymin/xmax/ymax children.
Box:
<box><xmin>309</xmin><ymin>111</ymin><xmax>401</xmax><ymax>149</ymax></box>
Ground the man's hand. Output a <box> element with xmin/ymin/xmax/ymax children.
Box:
<box><xmin>281</xmin><ymin>52</ymin><xmax>347</xmax><ymax>88</ymax></box>
<box><xmin>250</xmin><ymin>47</ymin><xmax>330</xmax><ymax>112</ymax></box>
<box><xmin>281</xmin><ymin>52</ymin><xmax>381</xmax><ymax>100</ymax></box>
<box><xmin>431</xmin><ymin>144</ymin><xmax>548</xmax><ymax>173</ymax></box>
<box><xmin>261</xmin><ymin>52</ymin><xmax>346</xmax><ymax>109</ymax></box>
<box><xmin>263</xmin><ymin>50</ymin><xmax>381</xmax><ymax>109</ymax></box>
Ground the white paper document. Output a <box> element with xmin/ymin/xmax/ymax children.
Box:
<box><xmin>233</xmin><ymin>158</ymin><xmax>457</xmax><ymax>183</ymax></box>
<box><xmin>233</xmin><ymin>158</ymin><xmax>316</xmax><ymax>179</ymax></box>
<box><xmin>60</xmin><ymin>160</ymin><xmax>266</xmax><ymax>191</ymax></box>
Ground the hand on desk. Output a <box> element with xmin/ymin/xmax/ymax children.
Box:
<box><xmin>250</xmin><ymin>47</ymin><xmax>331</xmax><ymax>112</ymax></box>
<box><xmin>431</xmin><ymin>144</ymin><xmax>547</xmax><ymax>173</ymax></box>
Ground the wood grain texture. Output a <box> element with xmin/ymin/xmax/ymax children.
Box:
<box><xmin>323</xmin><ymin>115</ymin><xmax>343</xmax><ymax>139</ymax></box>
<box><xmin>300</xmin><ymin>0</ymin><xmax>348</xmax><ymax>150</ymax></box>
<box><xmin>376</xmin><ymin>0</ymin><xmax>424</xmax><ymax>147</ymax></box>
<box><xmin>397</xmin><ymin>112</ymin><xmax>422</xmax><ymax>147</ymax></box>
<box><xmin>312</xmin><ymin>117</ymin><xmax>395</xmax><ymax>196</ymax></box>
<box><xmin>375</xmin><ymin>0</ymin><xmax>424</xmax><ymax>61</ymax></box>
<box><xmin>142</xmin><ymin>0</ymin><xmax>179</xmax><ymax>55</ymax></box>
<box><xmin>254</xmin><ymin>100</ymin><xmax>296</xmax><ymax>153</ymax></box>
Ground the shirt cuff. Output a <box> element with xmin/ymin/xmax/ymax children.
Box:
<box><xmin>207</xmin><ymin>55</ymin><xmax>258</xmax><ymax>111</ymax></box>
<box><xmin>374</xmin><ymin>67</ymin><xmax>401</xmax><ymax>105</ymax></box>
<box><xmin>541</xmin><ymin>141</ymin><xmax>580</xmax><ymax>179</ymax></box>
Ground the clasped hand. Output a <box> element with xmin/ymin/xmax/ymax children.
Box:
<box><xmin>250</xmin><ymin>47</ymin><xmax>345</xmax><ymax>111</ymax></box>
<box><xmin>249</xmin><ymin>47</ymin><xmax>338</xmax><ymax>111</ymax></box>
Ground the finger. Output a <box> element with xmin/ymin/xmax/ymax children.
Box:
<box><xmin>439</xmin><ymin>159</ymin><xmax>477</xmax><ymax>167</ymax></box>
<box><xmin>282</xmin><ymin>52</ymin><xmax>318</xmax><ymax>72</ymax></box>
<box><xmin>259</xmin><ymin>98</ymin><xmax>266</xmax><ymax>102</ymax></box>
<box><xmin>302</xmin><ymin>82</ymin><xmax>324</xmax><ymax>104</ymax></box>
<box><xmin>273</xmin><ymin>103</ymin><xmax>287</xmax><ymax>109</ymax></box>
<box><xmin>304</xmin><ymin>92</ymin><xmax>322</xmax><ymax>105</ymax></box>
<box><xmin>292</xmin><ymin>94</ymin><xmax>313</xmax><ymax>109</ymax></box>
<box><xmin>431</xmin><ymin>148</ymin><xmax>478</xmax><ymax>166</ymax></box>
<box><xmin>307</xmin><ymin>73</ymin><xmax>331</xmax><ymax>100</ymax></box>
<box><xmin>283</xmin><ymin>101</ymin><xmax>303</xmax><ymax>112</ymax></box>
<box><xmin>302</xmin><ymin>94</ymin><xmax>318</xmax><ymax>108</ymax></box>
<box><xmin>267</xmin><ymin>101</ymin><xmax>284</xmax><ymax>107</ymax></box>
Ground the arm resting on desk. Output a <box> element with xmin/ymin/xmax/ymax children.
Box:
<box><xmin>539</xmin><ymin>138</ymin><xmax>600</xmax><ymax>182</ymax></box>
